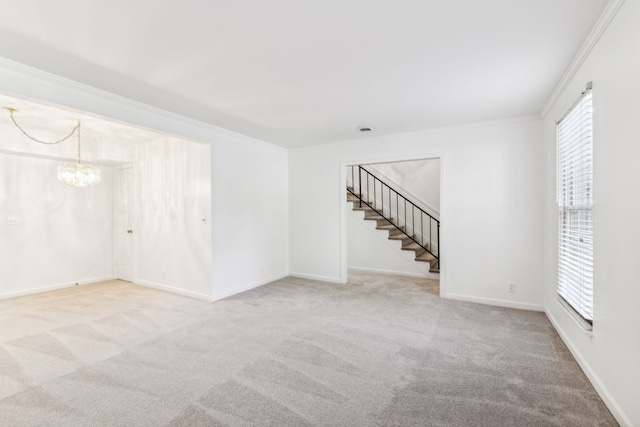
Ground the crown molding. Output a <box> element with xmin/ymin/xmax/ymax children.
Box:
<box><xmin>0</xmin><ymin>57</ymin><xmax>286</xmax><ymax>152</ymax></box>
<box><xmin>540</xmin><ymin>0</ymin><xmax>626</xmax><ymax>117</ymax></box>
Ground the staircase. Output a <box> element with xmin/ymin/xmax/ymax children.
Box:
<box><xmin>347</xmin><ymin>166</ymin><xmax>440</xmax><ymax>273</ymax></box>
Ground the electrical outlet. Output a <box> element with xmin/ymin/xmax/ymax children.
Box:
<box><xmin>7</xmin><ymin>216</ymin><xmax>20</xmax><ymax>225</ymax></box>
<box><xmin>508</xmin><ymin>283</ymin><xmax>516</xmax><ymax>293</ymax></box>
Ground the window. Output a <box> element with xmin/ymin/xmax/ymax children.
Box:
<box><xmin>556</xmin><ymin>87</ymin><xmax>593</xmax><ymax>325</ymax></box>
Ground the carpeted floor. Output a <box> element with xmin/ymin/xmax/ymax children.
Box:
<box><xmin>0</xmin><ymin>272</ymin><xmax>617</xmax><ymax>426</ymax></box>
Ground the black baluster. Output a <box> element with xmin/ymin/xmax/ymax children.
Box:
<box><xmin>358</xmin><ymin>166</ymin><xmax>362</xmax><ymax>208</ymax></box>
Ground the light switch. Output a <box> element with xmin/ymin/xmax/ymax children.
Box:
<box><xmin>200</xmin><ymin>216</ymin><xmax>207</xmax><ymax>224</ymax></box>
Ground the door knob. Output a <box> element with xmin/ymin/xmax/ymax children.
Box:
<box><xmin>127</xmin><ymin>229</ymin><xmax>133</xmax><ymax>234</ymax></box>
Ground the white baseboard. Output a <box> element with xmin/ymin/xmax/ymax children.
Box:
<box><xmin>545</xmin><ymin>309</ymin><xmax>631</xmax><ymax>427</ymax></box>
<box><xmin>135</xmin><ymin>279</ymin><xmax>213</xmax><ymax>302</ymax></box>
<box><xmin>443</xmin><ymin>292</ymin><xmax>544</xmax><ymax>312</ymax></box>
<box><xmin>0</xmin><ymin>275</ymin><xmax>116</xmax><ymax>300</ymax></box>
<box><xmin>212</xmin><ymin>273</ymin><xmax>289</xmax><ymax>301</ymax></box>
<box><xmin>289</xmin><ymin>272</ymin><xmax>344</xmax><ymax>284</ymax></box>
<box><xmin>347</xmin><ymin>266</ymin><xmax>437</xmax><ymax>279</ymax></box>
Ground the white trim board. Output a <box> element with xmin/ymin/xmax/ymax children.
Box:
<box><xmin>545</xmin><ymin>309</ymin><xmax>631</xmax><ymax>427</ymax></box>
<box><xmin>347</xmin><ymin>266</ymin><xmax>438</xmax><ymax>280</ymax></box>
<box><xmin>444</xmin><ymin>292</ymin><xmax>545</xmax><ymax>312</ymax></box>
<box><xmin>0</xmin><ymin>275</ymin><xmax>116</xmax><ymax>300</ymax></box>
<box><xmin>211</xmin><ymin>273</ymin><xmax>290</xmax><ymax>301</ymax></box>
<box><xmin>135</xmin><ymin>279</ymin><xmax>213</xmax><ymax>302</ymax></box>
<box><xmin>289</xmin><ymin>272</ymin><xmax>344</xmax><ymax>285</ymax></box>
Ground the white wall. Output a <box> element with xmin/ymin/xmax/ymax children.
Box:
<box><xmin>542</xmin><ymin>1</ymin><xmax>639</xmax><ymax>425</ymax></box>
<box><xmin>367</xmin><ymin>158</ymin><xmax>441</xmax><ymax>216</ymax></box>
<box><xmin>290</xmin><ymin>118</ymin><xmax>544</xmax><ymax>311</ymax></box>
<box><xmin>347</xmin><ymin>205</ymin><xmax>433</xmax><ymax>278</ymax></box>
<box><xmin>0</xmin><ymin>153</ymin><xmax>114</xmax><ymax>297</ymax></box>
<box><xmin>211</xmin><ymin>136</ymin><xmax>289</xmax><ymax>300</ymax></box>
<box><xmin>133</xmin><ymin>138</ymin><xmax>213</xmax><ymax>300</ymax></box>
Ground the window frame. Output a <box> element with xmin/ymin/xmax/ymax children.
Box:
<box><xmin>555</xmin><ymin>86</ymin><xmax>594</xmax><ymax>328</ymax></box>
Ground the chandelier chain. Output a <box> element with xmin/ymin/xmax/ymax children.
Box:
<box><xmin>4</xmin><ymin>107</ymin><xmax>99</xmax><ymax>187</ymax></box>
<box><xmin>4</xmin><ymin>107</ymin><xmax>80</xmax><ymax>145</ymax></box>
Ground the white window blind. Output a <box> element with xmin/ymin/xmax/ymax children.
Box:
<box><xmin>556</xmin><ymin>89</ymin><xmax>593</xmax><ymax>324</ymax></box>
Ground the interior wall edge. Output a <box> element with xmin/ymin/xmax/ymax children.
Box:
<box><xmin>211</xmin><ymin>273</ymin><xmax>290</xmax><ymax>302</ymax></box>
<box><xmin>134</xmin><ymin>279</ymin><xmax>213</xmax><ymax>302</ymax></box>
<box><xmin>289</xmin><ymin>273</ymin><xmax>344</xmax><ymax>285</ymax></box>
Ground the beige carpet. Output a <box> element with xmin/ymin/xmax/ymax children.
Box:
<box><xmin>0</xmin><ymin>272</ymin><xmax>616</xmax><ymax>426</ymax></box>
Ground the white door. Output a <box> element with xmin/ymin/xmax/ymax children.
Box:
<box><xmin>115</xmin><ymin>166</ymin><xmax>134</xmax><ymax>281</ymax></box>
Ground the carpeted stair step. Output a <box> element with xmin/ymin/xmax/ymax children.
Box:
<box><xmin>387</xmin><ymin>227</ymin><xmax>407</xmax><ymax>239</ymax></box>
<box><xmin>347</xmin><ymin>191</ymin><xmax>378</xmax><ymax>207</ymax></box>
<box><xmin>415</xmin><ymin>251</ymin><xmax>433</xmax><ymax>262</ymax></box>
<box><xmin>401</xmin><ymin>241</ymin><xmax>422</xmax><ymax>251</ymax></box>
<box><xmin>402</xmin><ymin>236</ymin><xmax>429</xmax><ymax>249</ymax></box>
<box><xmin>376</xmin><ymin>220</ymin><xmax>396</xmax><ymax>230</ymax></box>
<box><xmin>352</xmin><ymin>204</ymin><xmax>372</xmax><ymax>211</ymax></box>
<box><xmin>388</xmin><ymin>233</ymin><xmax>407</xmax><ymax>241</ymax></box>
<box><xmin>415</xmin><ymin>252</ymin><xmax>439</xmax><ymax>270</ymax></box>
<box><xmin>414</xmin><ymin>247</ymin><xmax>427</xmax><ymax>257</ymax></box>
<box><xmin>363</xmin><ymin>210</ymin><xmax>385</xmax><ymax>221</ymax></box>
<box><xmin>351</xmin><ymin>200</ymin><xmax>376</xmax><ymax>210</ymax></box>
<box><xmin>401</xmin><ymin>236</ymin><xmax>422</xmax><ymax>247</ymax></box>
<box><xmin>349</xmin><ymin>199</ymin><xmax>376</xmax><ymax>210</ymax></box>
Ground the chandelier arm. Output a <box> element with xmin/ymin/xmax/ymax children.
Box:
<box><xmin>4</xmin><ymin>107</ymin><xmax>80</xmax><ymax>145</ymax></box>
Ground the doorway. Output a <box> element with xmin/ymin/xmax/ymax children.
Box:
<box><xmin>341</xmin><ymin>155</ymin><xmax>443</xmax><ymax>294</ymax></box>
<box><xmin>114</xmin><ymin>166</ymin><xmax>134</xmax><ymax>281</ymax></box>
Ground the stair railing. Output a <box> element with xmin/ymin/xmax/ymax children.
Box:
<box><xmin>347</xmin><ymin>165</ymin><xmax>439</xmax><ymax>268</ymax></box>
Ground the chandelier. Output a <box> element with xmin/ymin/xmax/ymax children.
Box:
<box><xmin>4</xmin><ymin>108</ymin><xmax>100</xmax><ymax>187</ymax></box>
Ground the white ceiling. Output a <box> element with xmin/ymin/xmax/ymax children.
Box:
<box><xmin>0</xmin><ymin>0</ymin><xmax>609</xmax><ymax>148</ymax></box>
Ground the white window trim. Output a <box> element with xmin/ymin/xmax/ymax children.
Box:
<box><xmin>556</xmin><ymin>84</ymin><xmax>594</xmax><ymax>328</ymax></box>
<box><xmin>556</xmin><ymin>296</ymin><xmax>593</xmax><ymax>334</ymax></box>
